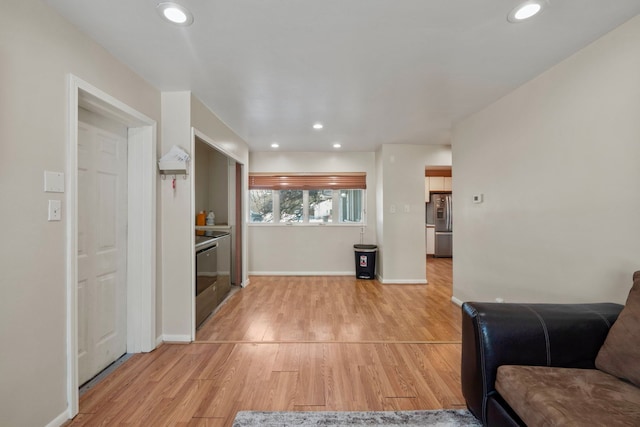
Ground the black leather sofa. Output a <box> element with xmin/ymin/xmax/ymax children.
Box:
<box><xmin>461</xmin><ymin>301</ymin><xmax>624</xmax><ymax>426</ymax></box>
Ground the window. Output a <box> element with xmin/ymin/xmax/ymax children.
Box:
<box><xmin>249</xmin><ymin>189</ymin><xmax>273</xmax><ymax>223</ymax></box>
<box><xmin>248</xmin><ymin>173</ymin><xmax>366</xmax><ymax>225</ymax></box>
<box><xmin>339</xmin><ymin>189</ymin><xmax>363</xmax><ymax>223</ymax></box>
<box><xmin>279</xmin><ymin>189</ymin><xmax>303</xmax><ymax>223</ymax></box>
<box><xmin>309</xmin><ymin>190</ymin><xmax>333</xmax><ymax>223</ymax></box>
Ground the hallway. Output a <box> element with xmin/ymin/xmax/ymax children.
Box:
<box><xmin>69</xmin><ymin>258</ymin><xmax>463</xmax><ymax>426</ymax></box>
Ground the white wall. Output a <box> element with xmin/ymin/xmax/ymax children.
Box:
<box><xmin>249</xmin><ymin>152</ymin><xmax>377</xmax><ymax>274</ymax></box>
<box><xmin>0</xmin><ymin>1</ymin><xmax>161</xmax><ymax>425</ymax></box>
<box><xmin>209</xmin><ymin>150</ymin><xmax>230</xmax><ymax>225</ymax></box>
<box><xmin>191</xmin><ymin>96</ymin><xmax>250</xmax><ymax>164</ymax></box>
<box><xmin>160</xmin><ymin>92</ymin><xmax>193</xmax><ymax>340</ymax></box>
<box><xmin>194</xmin><ymin>139</ymin><xmax>212</xmax><ymax>214</ymax></box>
<box><xmin>377</xmin><ymin>144</ymin><xmax>452</xmax><ymax>283</ymax></box>
<box><xmin>194</xmin><ymin>140</ymin><xmax>230</xmax><ymax>224</ymax></box>
<box><xmin>452</xmin><ymin>15</ymin><xmax>640</xmax><ymax>305</ymax></box>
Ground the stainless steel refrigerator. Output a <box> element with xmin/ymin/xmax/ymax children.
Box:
<box><xmin>433</xmin><ymin>193</ymin><xmax>452</xmax><ymax>257</ymax></box>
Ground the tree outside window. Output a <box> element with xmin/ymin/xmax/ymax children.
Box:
<box><xmin>279</xmin><ymin>190</ymin><xmax>303</xmax><ymax>222</ymax></box>
<box><xmin>249</xmin><ymin>189</ymin><xmax>273</xmax><ymax>222</ymax></box>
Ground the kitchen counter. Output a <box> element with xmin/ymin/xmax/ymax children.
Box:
<box><xmin>195</xmin><ymin>225</ymin><xmax>231</xmax><ymax>231</ymax></box>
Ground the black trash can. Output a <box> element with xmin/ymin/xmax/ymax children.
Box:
<box><xmin>354</xmin><ymin>244</ymin><xmax>377</xmax><ymax>279</ymax></box>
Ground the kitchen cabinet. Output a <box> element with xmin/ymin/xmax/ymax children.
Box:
<box><xmin>429</xmin><ymin>176</ymin><xmax>445</xmax><ymax>192</ymax></box>
<box><xmin>425</xmin><ymin>176</ymin><xmax>452</xmax><ymax>202</ymax></box>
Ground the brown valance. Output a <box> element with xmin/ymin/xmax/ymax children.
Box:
<box><xmin>249</xmin><ymin>172</ymin><xmax>366</xmax><ymax>190</ymax></box>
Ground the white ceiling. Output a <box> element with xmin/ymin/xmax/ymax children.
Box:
<box><xmin>45</xmin><ymin>0</ymin><xmax>640</xmax><ymax>152</ymax></box>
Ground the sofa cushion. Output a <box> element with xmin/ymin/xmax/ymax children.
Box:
<box><xmin>495</xmin><ymin>365</ymin><xmax>640</xmax><ymax>427</ymax></box>
<box><xmin>596</xmin><ymin>271</ymin><xmax>640</xmax><ymax>387</ymax></box>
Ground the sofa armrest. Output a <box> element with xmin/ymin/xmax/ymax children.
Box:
<box><xmin>461</xmin><ymin>302</ymin><xmax>623</xmax><ymax>425</ymax></box>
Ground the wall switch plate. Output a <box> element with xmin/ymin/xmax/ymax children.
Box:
<box><xmin>472</xmin><ymin>194</ymin><xmax>483</xmax><ymax>204</ymax></box>
<box><xmin>390</xmin><ymin>204</ymin><xmax>396</xmax><ymax>213</ymax></box>
<box><xmin>44</xmin><ymin>171</ymin><xmax>65</xmax><ymax>193</ymax></box>
<box><xmin>403</xmin><ymin>204</ymin><xmax>410</xmax><ymax>213</ymax></box>
<box><xmin>48</xmin><ymin>200</ymin><xmax>62</xmax><ymax>221</ymax></box>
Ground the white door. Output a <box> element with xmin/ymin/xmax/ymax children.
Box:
<box><xmin>77</xmin><ymin>109</ymin><xmax>128</xmax><ymax>385</ymax></box>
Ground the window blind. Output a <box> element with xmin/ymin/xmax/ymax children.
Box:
<box><xmin>249</xmin><ymin>172</ymin><xmax>366</xmax><ymax>190</ymax></box>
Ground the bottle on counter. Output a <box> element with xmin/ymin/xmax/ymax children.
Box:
<box><xmin>196</xmin><ymin>211</ymin><xmax>206</xmax><ymax>226</ymax></box>
<box><xmin>206</xmin><ymin>210</ymin><xmax>215</xmax><ymax>225</ymax></box>
<box><xmin>196</xmin><ymin>211</ymin><xmax>206</xmax><ymax>235</ymax></box>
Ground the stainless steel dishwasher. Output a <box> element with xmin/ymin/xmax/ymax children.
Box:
<box><xmin>195</xmin><ymin>232</ymin><xmax>231</xmax><ymax>328</ymax></box>
<box><xmin>195</xmin><ymin>237</ymin><xmax>218</xmax><ymax>328</ymax></box>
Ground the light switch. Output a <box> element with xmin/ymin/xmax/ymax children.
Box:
<box><xmin>390</xmin><ymin>204</ymin><xmax>396</xmax><ymax>213</ymax></box>
<box><xmin>48</xmin><ymin>200</ymin><xmax>62</xmax><ymax>221</ymax></box>
<box><xmin>44</xmin><ymin>171</ymin><xmax>65</xmax><ymax>193</ymax></box>
<box><xmin>472</xmin><ymin>194</ymin><xmax>483</xmax><ymax>204</ymax></box>
<box><xmin>403</xmin><ymin>204</ymin><xmax>410</xmax><ymax>213</ymax></box>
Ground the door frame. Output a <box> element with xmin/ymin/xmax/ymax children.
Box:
<box><xmin>66</xmin><ymin>75</ymin><xmax>157</xmax><ymax>417</ymax></box>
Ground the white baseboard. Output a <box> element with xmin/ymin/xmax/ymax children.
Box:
<box><xmin>249</xmin><ymin>271</ymin><xmax>353</xmax><ymax>276</ymax></box>
<box><xmin>46</xmin><ymin>409</ymin><xmax>69</xmax><ymax>427</ymax></box>
<box><xmin>241</xmin><ymin>278</ymin><xmax>250</xmax><ymax>287</ymax></box>
<box><xmin>156</xmin><ymin>335</ymin><xmax>164</xmax><ymax>346</ymax></box>
<box><xmin>379</xmin><ymin>279</ymin><xmax>428</xmax><ymax>284</ymax></box>
<box><xmin>161</xmin><ymin>334</ymin><xmax>191</xmax><ymax>343</ymax></box>
<box><xmin>451</xmin><ymin>296</ymin><xmax>464</xmax><ymax>307</ymax></box>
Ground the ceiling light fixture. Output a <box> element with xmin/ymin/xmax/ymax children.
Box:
<box><xmin>508</xmin><ymin>1</ymin><xmax>544</xmax><ymax>23</ymax></box>
<box><xmin>313</xmin><ymin>123</ymin><xmax>324</xmax><ymax>130</ymax></box>
<box><xmin>271</xmin><ymin>143</ymin><xmax>279</xmax><ymax>148</ymax></box>
<box><xmin>157</xmin><ymin>2</ymin><xmax>194</xmax><ymax>26</ymax></box>
<box><xmin>333</xmin><ymin>143</ymin><xmax>342</xmax><ymax>149</ymax></box>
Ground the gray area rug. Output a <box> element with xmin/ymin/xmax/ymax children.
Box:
<box><xmin>233</xmin><ymin>410</ymin><xmax>482</xmax><ymax>426</ymax></box>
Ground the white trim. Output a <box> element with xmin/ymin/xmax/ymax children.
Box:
<box><xmin>127</xmin><ymin>125</ymin><xmax>157</xmax><ymax>353</ymax></box>
<box><xmin>161</xmin><ymin>334</ymin><xmax>192</xmax><ymax>343</ymax></box>
<box><xmin>248</xmin><ymin>223</ymin><xmax>366</xmax><ymax>227</ymax></box>
<box><xmin>66</xmin><ymin>75</ymin><xmax>157</xmax><ymax>419</ymax></box>
<box><xmin>193</xmin><ymin>128</ymin><xmax>244</xmax><ymax>164</ymax></box>
<box><xmin>451</xmin><ymin>296</ymin><xmax>464</xmax><ymax>307</ymax></box>
<box><xmin>379</xmin><ymin>277</ymin><xmax>428</xmax><ymax>284</ymax></box>
<box><xmin>190</xmin><ymin>128</ymin><xmax>196</xmax><ymax>342</ymax></box>
<box><xmin>45</xmin><ymin>409</ymin><xmax>69</xmax><ymax>427</ymax></box>
<box><xmin>156</xmin><ymin>335</ymin><xmax>164</xmax><ymax>347</ymax></box>
<box><xmin>66</xmin><ymin>78</ymin><xmax>80</xmax><ymax>420</ymax></box>
<box><xmin>249</xmin><ymin>271</ymin><xmax>355</xmax><ymax>276</ymax></box>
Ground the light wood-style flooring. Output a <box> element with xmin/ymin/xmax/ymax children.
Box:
<box><xmin>68</xmin><ymin>257</ymin><xmax>462</xmax><ymax>426</ymax></box>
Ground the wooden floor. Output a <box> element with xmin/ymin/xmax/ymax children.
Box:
<box><xmin>68</xmin><ymin>257</ymin><xmax>463</xmax><ymax>426</ymax></box>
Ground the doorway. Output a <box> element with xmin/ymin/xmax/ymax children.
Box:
<box><xmin>67</xmin><ymin>75</ymin><xmax>157</xmax><ymax>418</ymax></box>
<box><xmin>425</xmin><ymin>166</ymin><xmax>453</xmax><ymax>283</ymax></box>
<box><xmin>191</xmin><ymin>129</ymin><xmax>246</xmax><ymax>340</ymax></box>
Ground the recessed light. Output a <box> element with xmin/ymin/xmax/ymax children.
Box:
<box><xmin>271</xmin><ymin>143</ymin><xmax>279</xmax><ymax>148</ymax></box>
<box><xmin>333</xmin><ymin>143</ymin><xmax>342</xmax><ymax>149</ymax></box>
<box><xmin>508</xmin><ymin>1</ymin><xmax>543</xmax><ymax>23</ymax></box>
<box><xmin>157</xmin><ymin>2</ymin><xmax>194</xmax><ymax>26</ymax></box>
<box><xmin>313</xmin><ymin>123</ymin><xmax>324</xmax><ymax>130</ymax></box>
